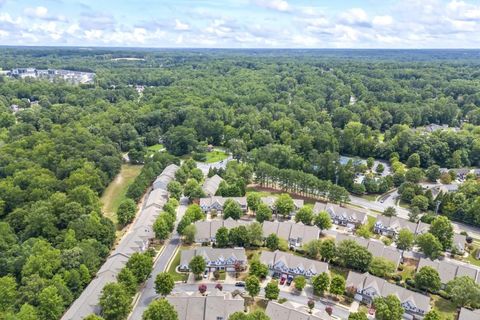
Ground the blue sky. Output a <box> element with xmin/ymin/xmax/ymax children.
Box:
<box><xmin>0</xmin><ymin>0</ymin><xmax>479</xmax><ymax>48</ymax></box>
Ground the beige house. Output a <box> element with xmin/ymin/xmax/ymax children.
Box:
<box><xmin>262</xmin><ymin>221</ymin><xmax>320</xmax><ymax>248</ymax></box>
<box><xmin>260</xmin><ymin>250</ymin><xmax>328</xmax><ymax>278</ymax></box>
<box><xmin>313</xmin><ymin>202</ymin><xmax>367</xmax><ymax>229</ymax></box>
<box><xmin>179</xmin><ymin>247</ymin><xmax>247</xmax><ymax>272</ymax></box>
<box><xmin>265</xmin><ymin>301</ymin><xmax>333</xmax><ymax>320</ymax></box>
<box><xmin>417</xmin><ymin>258</ymin><xmax>480</xmax><ymax>285</ymax></box>
<box><xmin>202</xmin><ymin>174</ymin><xmax>224</xmax><ymax>197</ymax></box>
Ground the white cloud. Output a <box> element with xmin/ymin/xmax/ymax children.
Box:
<box><xmin>174</xmin><ymin>19</ymin><xmax>190</xmax><ymax>31</ymax></box>
<box><xmin>339</xmin><ymin>8</ymin><xmax>369</xmax><ymax>26</ymax></box>
<box><xmin>372</xmin><ymin>15</ymin><xmax>393</xmax><ymax>26</ymax></box>
<box><xmin>254</xmin><ymin>0</ymin><xmax>290</xmax><ymax>12</ymax></box>
<box><xmin>24</xmin><ymin>6</ymin><xmax>48</xmax><ymax>19</ymax></box>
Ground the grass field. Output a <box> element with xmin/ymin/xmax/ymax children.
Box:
<box><xmin>167</xmin><ymin>249</ymin><xmax>188</xmax><ymax>282</ymax></box>
<box><xmin>465</xmin><ymin>248</ymin><xmax>480</xmax><ymax>267</ymax></box>
<box><xmin>431</xmin><ymin>295</ymin><xmax>457</xmax><ymax>320</ymax></box>
<box><xmin>100</xmin><ymin>164</ymin><xmax>143</xmax><ymax>224</ymax></box>
<box><xmin>146</xmin><ymin>144</ymin><xmax>164</xmax><ymax>157</ymax></box>
<box><xmin>205</xmin><ymin>150</ymin><xmax>229</xmax><ymax>163</ymax></box>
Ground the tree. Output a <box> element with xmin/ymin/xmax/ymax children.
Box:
<box><xmin>265</xmin><ymin>233</ymin><xmax>279</xmax><ymax>251</ymax></box>
<box><xmin>216</xmin><ymin>227</ymin><xmax>230</xmax><ymax>248</ymax></box>
<box><xmin>189</xmin><ymin>255</ymin><xmax>206</xmax><ymax>278</ymax></box>
<box><xmin>312</xmin><ymin>272</ymin><xmax>330</xmax><ymax>296</ymax></box>
<box><xmin>336</xmin><ymin>240</ymin><xmax>373</xmax><ymax>272</ymax></box>
<box><xmin>446</xmin><ymin>276</ymin><xmax>480</xmax><ymax>307</ymax></box>
<box><xmin>0</xmin><ymin>276</ymin><xmax>17</xmax><ymax>312</ymax></box>
<box><xmin>167</xmin><ymin>181</ymin><xmax>183</xmax><ymax>200</ymax></box>
<box><xmin>247</xmin><ymin>193</ymin><xmax>261</xmax><ymax>213</ymax></box>
<box><xmin>142</xmin><ymin>299</ymin><xmax>178</xmax><ymax>320</ymax></box>
<box><xmin>303</xmin><ymin>239</ymin><xmax>322</xmax><ymax>259</ymax></box>
<box><xmin>182</xmin><ymin>224</ymin><xmax>196</xmax><ymax>244</ymax></box>
<box><xmin>249</xmin><ymin>258</ymin><xmax>268</xmax><ymax>279</ymax></box>
<box><xmin>307</xmin><ymin>299</ymin><xmax>315</xmax><ymax>314</ymax></box>
<box><xmin>383</xmin><ymin>207</ymin><xmax>396</xmax><ymax>217</ymax></box>
<box><xmin>164</xmin><ymin>126</ymin><xmax>198</xmax><ymax>156</ymax></box>
<box><xmin>155</xmin><ymin>272</ymin><xmax>175</xmax><ymax>296</ymax></box>
<box><xmin>319</xmin><ymin>239</ymin><xmax>335</xmax><ymax>262</ymax></box>
<box><xmin>183</xmin><ymin>179</ymin><xmax>205</xmax><ymax>200</ymax></box>
<box><xmin>295</xmin><ymin>206</ymin><xmax>314</xmax><ymax>225</ymax></box>
<box><xmin>255</xmin><ymin>203</ymin><xmax>272</xmax><ymax>223</ymax></box>
<box><xmin>126</xmin><ymin>252</ymin><xmax>153</xmax><ymax>284</ymax></box>
<box><xmin>38</xmin><ymin>285</ymin><xmax>64</xmax><ymax>320</ymax></box>
<box><xmin>367</xmin><ymin>157</ymin><xmax>375</xmax><ymax>169</ymax></box>
<box><xmin>429</xmin><ymin>216</ymin><xmax>453</xmax><ymax>250</ymax></box>
<box><xmin>223</xmin><ymin>199</ymin><xmax>243</xmax><ymax>220</ymax></box>
<box><xmin>294</xmin><ymin>276</ymin><xmax>306</xmax><ymax>291</ymax></box>
<box><xmin>412</xmin><ymin>195</ymin><xmax>429</xmax><ymax>211</ymax></box>
<box><xmin>16</xmin><ymin>304</ymin><xmax>40</xmax><ymax>320</ymax></box>
<box><xmin>99</xmin><ymin>283</ymin><xmax>131</xmax><ymax>320</ymax></box>
<box><xmin>329</xmin><ymin>275</ymin><xmax>345</xmax><ymax>296</ymax></box>
<box><xmin>373</xmin><ymin>295</ymin><xmax>404</xmax><ymax>320</ymax></box>
<box><xmin>247</xmin><ymin>222</ymin><xmax>264</xmax><ymax>247</ymax></box>
<box><xmin>396</xmin><ymin>229</ymin><xmax>414</xmax><ymax>250</ymax></box>
<box><xmin>245</xmin><ymin>275</ymin><xmax>260</xmax><ymax>298</ymax></box>
<box><xmin>264</xmin><ymin>280</ymin><xmax>280</xmax><ymax>300</ymax></box>
<box><xmin>117</xmin><ymin>267</ymin><xmax>138</xmax><ymax>295</ymax></box>
<box><xmin>426</xmin><ymin>165</ymin><xmax>441</xmax><ymax>182</ymax></box>
<box><xmin>314</xmin><ymin>211</ymin><xmax>332</xmax><ymax>231</ymax></box>
<box><xmin>416</xmin><ymin>233</ymin><xmax>443</xmax><ymax>259</ymax></box>
<box><xmin>405</xmin><ymin>168</ymin><xmax>424</xmax><ymax>183</ymax></box>
<box><xmin>423</xmin><ymin>310</ymin><xmax>441</xmax><ymax>320</ymax></box>
<box><xmin>274</xmin><ymin>194</ymin><xmax>294</xmax><ymax>218</ymax></box>
<box><xmin>117</xmin><ymin>198</ymin><xmax>137</xmax><ymax>226</ymax></box>
<box><xmin>348</xmin><ymin>312</ymin><xmax>368</xmax><ymax>320</ymax></box>
<box><xmin>415</xmin><ymin>266</ymin><xmax>441</xmax><ymax>293</ymax></box>
<box><xmin>153</xmin><ymin>215</ymin><xmax>171</xmax><ymax>241</ymax></box>
<box><xmin>376</xmin><ymin>163</ymin><xmax>385</xmax><ymax>174</ymax></box>
<box><xmin>406</xmin><ymin>153</ymin><xmax>420</xmax><ymax>168</ymax></box>
<box><xmin>368</xmin><ymin>257</ymin><xmax>396</xmax><ymax>278</ymax></box>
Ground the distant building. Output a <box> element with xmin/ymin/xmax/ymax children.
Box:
<box><xmin>261</xmin><ymin>196</ymin><xmax>304</xmax><ymax>216</ymax></box>
<box><xmin>374</xmin><ymin>216</ymin><xmax>424</xmax><ymax>237</ymax></box>
<box><xmin>193</xmin><ymin>217</ymin><xmax>251</xmax><ymax>243</ymax></box>
<box><xmin>167</xmin><ymin>290</ymin><xmax>244</xmax><ymax>320</ymax></box>
<box><xmin>199</xmin><ymin>196</ymin><xmax>247</xmax><ymax>213</ymax></box>
<box><xmin>262</xmin><ymin>221</ymin><xmax>320</xmax><ymax>249</ymax></box>
<box><xmin>417</xmin><ymin>258</ymin><xmax>480</xmax><ymax>286</ymax></box>
<box><xmin>152</xmin><ymin>164</ymin><xmax>179</xmax><ymax>190</ymax></box>
<box><xmin>260</xmin><ymin>250</ymin><xmax>328</xmax><ymax>278</ymax></box>
<box><xmin>346</xmin><ymin>271</ymin><xmax>431</xmax><ymax>316</ymax></box>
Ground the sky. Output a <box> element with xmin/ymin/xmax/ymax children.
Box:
<box><xmin>0</xmin><ymin>0</ymin><xmax>480</xmax><ymax>48</ymax></box>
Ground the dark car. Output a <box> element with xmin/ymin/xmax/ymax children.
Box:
<box><xmin>286</xmin><ymin>275</ymin><xmax>294</xmax><ymax>286</ymax></box>
<box><xmin>235</xmin><ymin>281</ymin><xmax>246</xmax><ymax>287</ymax></box>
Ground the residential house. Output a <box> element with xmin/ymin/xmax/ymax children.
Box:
<box><xmin>261</xmin><ymin>221</ymin><xmax>320</xmax><ymax>249</ymax></box>
<box><xmin>199</xmin><ymin>196</ymin><xmax>247</xmax><ymax>213</ymax></box>
<box><xmin>458</xmin><ymin>308</ymin><xmax>480</xmax><ymax>320</ymax></box>
<box><xmin>193</xmin><ymin>218</ymin><xmax>252</xmax><ymax>243</ymax></box>
<box><xmin>202</xmin><ymin>174</ymin><xmax>224</xmax><ymax>197</ymax></box>
<box><xmin>374</xmin><ymin>216</ymin><xmax>420</xmax><ymax>237</ymax></box>
<box><xmin>314</xmin><ymin>202</ymin><xmax>367</xmax><ymax>229</ymax></box>
<box><xmin>260</xmin><ymin>250</ymin><xmax>328</xmax><ymax>278</ymax></box>
<box><xmin>144</xmin><ymin>188</ymin><xmax>169</xmax><ymax>209</ymax></box>
<box><xmin>167</xmin><ymin>290</ymin><xmax>244</xmax><ymax>320</ymax></box>
<box><xmin>152</xmin><ymin>164</ymin><xmax>179</xmax><ymax>190</ymax></box>
<box><xmin>261</xmin><ymin>196</ymin><xmax>304</xmax><ymax>216</ymax></box>
<box><xmin>346</xmin><ymin>271</ymin><xmax>431</xmax><ymax>316</ymax></box>
<box><xmin>417</xmin><ymin>258</ymin><xmax>480</xmax><ymax>285</ymax></box>
<box><xmin>179</xmin><ymin>247</ymin><xmax>246</xmax><ymax>272</ymax></box>
<box><xmin>265</xmin><ymin>301</ymin><xmax>333</xmax><ymax>320</ymax></box>
<box><xmin>335</xmin><ymin>234</ymin><xmax>402</xmax><ymax>268</ymax></box>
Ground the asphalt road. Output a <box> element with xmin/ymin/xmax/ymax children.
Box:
<box><xmin>129</xmin><ymin>199</ymin><xmax>188</xmax><ymax>319</ymax></box>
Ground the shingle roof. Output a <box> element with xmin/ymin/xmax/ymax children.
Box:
<box><xmin>180</xmin><ymin>248</ymin><xmax>247</xmax><ymax>267</ymax></box>
<box><xmin>265</xmin><ymin>301</ymin><xmax>332</xmax><ymax>320</ymax></box>
<box><xmin>458</xmin><ymin>308</ymin><xmax>480</xmax><ymax>320</ymax></box>
<box><xmin>260</xmin><ymin>250</ymin><xmax>328</xmax><ymax>276</ymax></box>
<box><xmin>202</xmin><ymin>175</ymin><xmax>224</xmax><ymax>197</ymax></box>
<box><xmin>347</xmin><ymin>271</ymin><xmax>430</xmax><ymax>313</ymax></box>
<box><xmin>417</xmin><ymin>258</ymin><xmax>480</xmax><ymax>284</ymax></box>
<box><xmin>152</xmin><ymin>164</ymin><xmax>179</xmax><ymax>190</ymax></box>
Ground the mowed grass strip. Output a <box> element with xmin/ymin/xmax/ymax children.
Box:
<box><xmin>100</xmin><ymin>164</ymin><xmax>143</xmax><ymax>224</ymax></box>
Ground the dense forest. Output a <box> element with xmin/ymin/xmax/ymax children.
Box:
<box><xmin>1</xmin><ymin>48</ymin><xmax>480</xmax><ymax>318</ymax></box>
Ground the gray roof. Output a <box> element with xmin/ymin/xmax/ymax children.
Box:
<box><xmin>153</xmin><ymin>164</ymin><xmax>179</xmax><ymax>190</ymax></box>
<box><xmin>202</xmin><ymin>175</ymin><xmax>224</xmax><ymax>197</ymax></box>
<box><xmin>453</xmin><ymin>234</ymin><xmax>466</xmax><ymax>251</ymax></box>
<box><xmin>265</xmin><ymin>301</ymin><xmax>332</xmax><ymax>320</ymax></box>
<box><xmin>417</xmin><ymin>258</ymin><xmax>480</xmax><ymax>284</ymax></box>
<box><xmin>347</xmin><ymin>271</ymin><xmax>430</xmax><ymax>313</ymax></box>
<box><xmin>260</xmin><ymin>250</ymin><xmax>328</xmax><ymax>276</ymax></box>
<box><xmin>194</xmin><ymin>219</ymin><xmax>253</xmax><ymax>242</ymax></box>
<box><xmin>261</xmin><ymin>221</ymin><xmax>320</xmax><ymax>246</ymax></box>
<box><xmin>145</xmin><ymin>188</ymin><xmax>169</xmax><ymax>209</ymax></box>
<box><xmin>322</xmin><ymin>203</ymin><xmax>367</xmax><ymax>224</ymax></box>
<box><xmin>336</xmin><ymin>234</ymin><xmax>401</xmax><ymax>267</ymax></box>
<box><xmin>458</xmin><ymin>308</ymin><xmax>480</xmax><ymax>320</ymax></box>
<box><xmin>261</xmin><ymin>196</ymin><xmax>304</xmax><ymax>210</ymax></box>
<box><xmin>167</xmin><ymin>290</ymin><xmax>244</xmax><ymax>320</ymax></box>
<box><xmin>375</xmin><ymin>216</ymin><xmax>418</xmax><ymax>234</ymax></box>
<box><xmin>199</xmin><ymin>196</ymin><xmax>247</xmax><ymax>209</ymax></box>
<box><xmin>180</xmin><ymin>247</ymin><xmax>247</xmax><ymax>268</ymax></box>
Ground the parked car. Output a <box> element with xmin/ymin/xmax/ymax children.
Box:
<box><xmin>286</xmin><ymin>275</ymin><xmax>294</xmax><ymax>286</ymax></box>
<box><xmin>279</xmin><ymin>275</ymin><xmax>287</xmax><ymax>285</ymax></box>
<box><xmin>235</xmin><ymin>281</ymin><xmax>245</xmax><ymax>287</ymax></box>
<box><xmin>203</xmin><ymin>270</ymin><xmax>208</xmax><ymax>279</ymax></box>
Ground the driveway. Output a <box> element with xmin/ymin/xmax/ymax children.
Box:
<box><xmin>129</xmin><ymin>198</ymin><xmax>188</xmax><ymax>319</ymax></box>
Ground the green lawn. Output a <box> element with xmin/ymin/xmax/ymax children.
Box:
<box><xmin>100</xmin><ymin>164</ymin><xmax>143</xmax><ymax>224</ymax></box>
<box><xmin>431</xmin><ymin>295</ymin><xmax>458</xmax><ymax>320</ymax></box>
<box><xmin>246</xmin><ymin>188</ymin><xmax>282</xmax><ymax>197</ymax></box>
<box><xmin>329</xmin><ymin>265</ymin><xmax>349</xmax><ymax>279</ymax></box>
<box><xmin>465</xmin><ymin>248</ymin><xmax>480</xmax><ymax>267</ymax></box>
<box><xmin>205</xmin><ymin>150</ymin><xmax>229</xmax><ymax>163</ymax></box>
<box><xmin>398</xmin><ymin>264</ymin><xmax>415</xmax><ymax>281</ymax></box>
<box><xmin>146</xmin><ymin>144</ymin><xmax>164</xmax><ymax>157</ymax></box>
<box><xmin>167</xmin><ymin>249</ymin><xmax>188</xmax><ymax>282</ymax></box>
<box><xmin>359</xmin><ymin>194</ymin><xmax>378</xmax><ymax>201</ymax></box>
